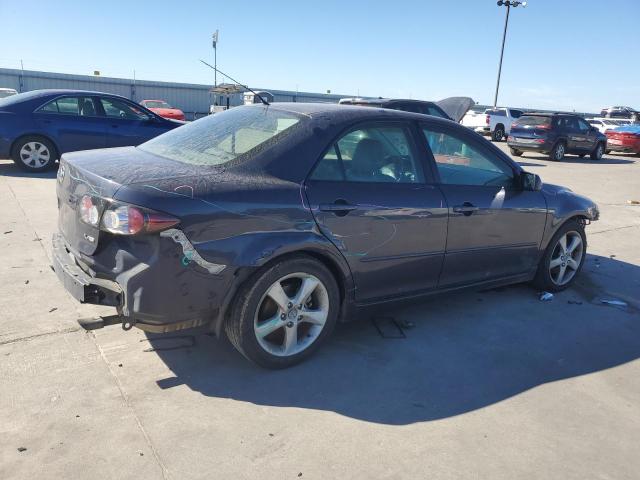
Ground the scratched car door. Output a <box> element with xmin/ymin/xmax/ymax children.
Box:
<box><xmin>304</xmin><ymin>121</ymin><xmax>448</xmax><ymax>302</ymax></box>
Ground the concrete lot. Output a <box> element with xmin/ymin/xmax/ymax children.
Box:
<box><xmin>1</xmin><ymin>145</ymin><xmax>639</xmax><ymax>479</ymax></box>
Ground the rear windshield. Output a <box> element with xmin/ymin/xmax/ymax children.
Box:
<box><xmin>516</xmin><ymin>115</ymin><xmax>551</xmax><ymax>126</ymax></box>
<box><xmin>139</xmin><ymin>106</ymin><xmax>303</xmax><ymax>167</ymax></box>
<box><xmin>0</xmin><ymin>90</ymin><xmax>43</xmax><ymax>107</ymax></box>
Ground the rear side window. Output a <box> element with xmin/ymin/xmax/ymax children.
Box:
<box><xmin>37</xmin><ymin>97</ymin><xmax>99</xmax><ymax>116</ymax></box>
<box><xmin>139</xmin><ymin>106</ymin><xmax>302</xmax><ymax>167</ymax></box>
<box><xmin>511</xmin><ymin>110</ymin><xmax>523</xmax><ymax>118</ymax></box>
<box><xmin>310</xmin><ymin>124</ymin><xmax>423</xmax><ymax>183</ymax></box>
<box><xmin>486</xmin><ymin>109</ymin><xmax>506</xmax><ymax>117</ymax></box>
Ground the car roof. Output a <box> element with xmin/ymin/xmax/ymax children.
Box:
<box><xmin>265</xmin><ymin>102</ymin><xmax>452</xmax><ymax>123</ymax></box>
<box><xmin>17</xmin><ymin>89</ymin><xmax>129</xmax><ymax>99</ymax></box>
<box><xmin>339</xmin><ymin>98</ymin><xmax>437</xmax><ymax>106</ymax></box>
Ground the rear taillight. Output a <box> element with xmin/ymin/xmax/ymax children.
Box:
<box><xmin>101</xmin><ymin>203</ymin><xmax>179</xmax><ymax>235</ymax></box>
<box><xmin>536</xmin><ymin>124</ymin><xmax>551</xmax><ymax>130</ymax></box>
<box><xmin>79</xmin><ymin>195</ymin><xmax>100</xmax><ymax>227</ymax></box>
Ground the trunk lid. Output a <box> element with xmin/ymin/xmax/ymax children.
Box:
<box><xmin>57</xmin><ymin>146</ymin><xmax>210</xmax><ymax>255</ymax></box>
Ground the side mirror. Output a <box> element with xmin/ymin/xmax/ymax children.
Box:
<box><xmin>521</xmin><ymin>171</ymin><xmax>542</xmax><ymax>191</ymax></box>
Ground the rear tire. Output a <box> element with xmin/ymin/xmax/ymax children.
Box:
<box><xmin>590</xmin><ymin>142</ymin><xmax>604</xmax><ymax>160</ymax></box>
<box><xmin>225</xmin><ymin>255</ymin><xmax>340</xmax><ymax>369</ymax></box>
<box><xmin>549</xmin><ymin>141</ymin><xmax>566</xmax><ymax>161</ymax></box>
<box><xmin>532</xmin><ymin>219</ymin><xmax>586</xmax><ymax>292</ymax></box>
<box><xmin>510</xmin><ymin>148</ymin><xmax>523</xmax><ymax>157</ymax></box>
<box><xmin>11</xmin><ymin>136</ymin><xmax>58</xmax><ymax>172</ymax></box>
<box><xmin>492</xmin><ymin>125</ymin><xmax>505</xmax><ymax>142</ymax></box>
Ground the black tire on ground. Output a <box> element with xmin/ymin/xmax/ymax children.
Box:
<box><xmin>510</xmin><ymin>147</ymin><xmax>523</xmax><ymax>157</ymax></box>
<box><xmin>492</xmin><ymin>125</ymin><xmax>505</xmax><ymax>142</ymax></box>
<box><xmin>590</xmin><ymin>142</ymin><xmax>604</xmax><ymax>160</ymax></box>
<box><xmin>549</xmin><ymin>141</ymin><xmax>566</xmax><ymax>161</ymax></box>
<box><xmin>532</xmin><ymin>219</ymin><xmax>587</xmax><ymax>293</ymax></box>
<box><xmin>225</xmin><ymin>254</ymin><xmax>340</xmax><ymax>369</ymax></box>
<box><xmin>10</xmin><ymin>136</ymin><xmax>58</xmax><ymax>172</ymax></box>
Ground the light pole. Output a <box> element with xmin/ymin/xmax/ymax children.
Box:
<box><xmin>493</xmin><ymin>0</ymin><xmax>526</xmax><ymax>108</ymax></box>
<box><xmin>212</xmin><ymin>30</ymin><xmax>219</xmax><ymax>106</ymax></box>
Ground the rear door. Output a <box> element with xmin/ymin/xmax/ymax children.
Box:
<box><xmin>419</xmin><ymin>121</ymin><xmax>547</xmax><ymax>287</ymax></box>
<box><xmin>304</xmin><ymin>121</ymin><xmax>448</xmax><ymax>302</ymax></box>
<box><xmin>34</xmin><ymin>96</ymin><xmax>107</xmax><ymax>153</ymax></box>
<box><xmin>99</xmin><ymin>97</ymin><xmax>168</xmax><ymax>147</ymax></box>
<box><xmin>576</xmin><ymin>117</ymin><xmax>598</xmax><ymax>151</ymax></box>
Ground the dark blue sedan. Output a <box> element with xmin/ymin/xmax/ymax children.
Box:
<box><xmin>0</xmin><ymin>89</ymin><xmax>182</xmax><ymax>172</ymax></box>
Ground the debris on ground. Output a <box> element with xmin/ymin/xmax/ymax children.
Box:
<box><xmin>600</xmin><ymin>299</ymin><xmax>628</xmax><ymax>308</ymax></box>
<box><xmin>24</xmin><ymin>280</ymin><xmax>29</xmax><ymax>285</ymax></box>
<box><xmin>539</xmin><ymin>292</ymin><xmax>554</xmax><ymax>301</ymax></box>
<box><xmin>627</xmin><ymin>199</ymin><xmax>640</xmax><ymax>205</ymax></box>
<box><xmin>48</xmin><ymin>307</ymin><xmax>58</xmax><ymax>313</ymax></box>
<box><xmin>4</xmin><ymin>230</ymin><xmax>12</xmax><ymax>234</ymax></box>
<box><xmin>17</xmin><ymin>447</ymin><xmax>27</xmax><ymax>452</ymax></box>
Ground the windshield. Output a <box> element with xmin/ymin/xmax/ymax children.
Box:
<box><xmin>144</xmin><ymin>100</ymin><xmax>172</xmax><ymax>109</ymax></box>
<box><xmin>139</xmin><ymin>106</ymin><xmax>303</xmax><ymax>167</ymax></box>
<box><xmin>516</xmin><ymin>115</ymin><xmax>551</xmax><ymax>126</ymax></box>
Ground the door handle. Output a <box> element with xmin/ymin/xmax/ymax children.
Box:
<box><xmin>453</xmin><ymin>202</ymin><xmax>479</xmax><ymax>216</ymax></box>
<box><xmin>319</xmin><ymin>200</ymin><xmax>358</xmax><ymax>216</ymax></box>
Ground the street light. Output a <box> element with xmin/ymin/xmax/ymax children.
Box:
<box><xmin>493</xmin><ymin>0</ymin><xmax>526</xmax><ymax>108</ymax></box>
<box><xmin>212</xmin><ymin>30</ymin><xmax>219</xmax><ymax>106</ymax></box>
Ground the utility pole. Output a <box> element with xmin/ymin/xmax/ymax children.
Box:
<box><xmin>494</xmin><ymin>1</ymin><xmax>526</xmax><ymax>108</ymax></box>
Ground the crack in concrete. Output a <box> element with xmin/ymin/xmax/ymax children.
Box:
<box><xmin>0</xmin><ymin>327</ymin><xmax>82</xmax><ymax>346</ymax></box>
<box><xmin>591</xmin><ymin>224</ymin><xmax>640</xmax><ymax>235</ymax></box>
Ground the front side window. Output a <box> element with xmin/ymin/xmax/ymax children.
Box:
<box><xmin>139</xmin><ymin>106</ymin><xmax>302</xmax><ymax>167</ymax></box>
<box><xmin>422</xmin><ymin>126</ymin><xmax>514</xmax><ymax>187</ymax></box>
<box><xmin>577</xmin><ymin>118</ymin><xmax>591</xmax><ymax>132</ymax></box>
<box><xmin>310</xmin><ymin>124</ymin><xmax>423</xmax><ymax>183</ymax></box>
<box><xmin>101</xmin><ymin>98</ymin><xmax>149</xmax><ymax>120</ymax></box>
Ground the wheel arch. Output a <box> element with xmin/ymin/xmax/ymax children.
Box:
<box><xmin>212</xmin><ymin>245</ymin><xmax>355</xmax><ymax>338</ymax></box>
<box><xmin>10</xmin><ymin>133</ymin><xmax>61</xmax><ymax>161</ymax></box>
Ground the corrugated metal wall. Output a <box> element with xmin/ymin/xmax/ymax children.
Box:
<box><xmin>0</xmin><ymin>68</ymin><xmax>355</xmax><ymax>120</ymax></box>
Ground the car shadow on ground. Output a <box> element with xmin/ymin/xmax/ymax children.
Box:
<box><xmin>520</xmin><ymin>154</ymin><xmax>636</xmax><ymax>165</ymax></box>
<box><xmin>149</xmin><ymin>256</ymin><xmax>640</xmax><ymax>426</ymax></box>
<box><xmin>0</xmin><ymin>160</ymin><xmax>58</xmax><ymax>178</ymax></box>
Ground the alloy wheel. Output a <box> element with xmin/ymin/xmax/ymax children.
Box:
<box><xmin>19</xmin><ymin>141</ymin><xmax>51</xmax><ymax>168</ymax></box>
<box><xmin>549</xmin><ymin>231</ymin><xmax>583</xmax><ymax>286</ymax></box>
<box><xmin>254</xmin><ymin>273</ymin><xmax>329</xmax><ymax>357</ymax></box>
<box><xmin>555</xmin><ymin>143</ymin><xmax>565</xmax><ymax>161</ymax></box>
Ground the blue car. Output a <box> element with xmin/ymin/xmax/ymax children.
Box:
<box><xmin>0</xmin><ymin>89</ymin><xmax>183</xmax><ymax>172</ymax></box>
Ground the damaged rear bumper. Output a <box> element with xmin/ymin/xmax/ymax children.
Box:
<box><xmin>52</xmin><ymin>232</ymin><xmax>232</xmax><ymax>333</ymax></box>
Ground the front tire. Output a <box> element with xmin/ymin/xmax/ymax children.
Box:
<box><xmin>226</xmin><ymin>255</ymin><xmax>340</xmax><ymax>369</ymax></box>
<box><xmin>549</xmin><ymin>141</ymin><xmax>566</xmax><ymax>161</ymax></box>
<box><xmin>11</xmin><ymin>136</ymin><xmax>58</xmax><ymax>172</ymax></box>
<box><xmin>590</xmin><ymin>142</ymin><xmax>604</xmax><ymax>160</ymax></box>
<box><xmin>533</xmin><ymin>219</ymin><xmax>586</xmax><ymax>292</ymax></box>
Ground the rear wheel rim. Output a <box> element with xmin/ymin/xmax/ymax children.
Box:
<box><xmin>555</xmin><ymin>143</ymin><xmax>565</xmax><ymax>160</ymax></box>
<box><xmin>596</xmin><ymin>144</ymin><xmax>603</xmax><ymax>159</ymax></box>
<box><xmin>19</xmin><ymin>141</ymin><xmax>51</xmax><ymax>168</ymax></box>
<box><xmin>254</xmin><ymin>273</ymin><xmax>329</xmax><ymax>357</ymax></box>
<box><xmin>549</xmin><ymin>231</ymin><xmax>583</xmax><ymax>286</ymax></box>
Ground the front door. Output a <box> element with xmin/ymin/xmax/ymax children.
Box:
<box><xmin>305</xmin><ymin>122</ymin><xmax>448</xmax><ymax>302</ymax></box>
<box><xmin>98</xmin><ymin>97</ymin><xmax>166</xmax><ymax>147</ymax></box>
<box><xmin>420</xmin><ymin>122</ymin><xmax>548</xmax><ymax>287</ymax></box>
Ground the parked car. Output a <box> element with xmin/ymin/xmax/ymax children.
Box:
<box><xmin>600</xmin><ymin>106</ymin><xmax>639</xmax><ymax>119</ymax></box>
<box><xmin>604</xmin><ymin>125</ymin><xmax>640</xmax><ymax>155</ymax></box>
<box><xmin>462</xmin><ymin>107</ymin><xmax>524</xmax><ymax>142</ymax></box>
<box><xmin>0</xmin><ymin>87</ymin><xmax>18</xmax><ymax>99</ymax></box>
<box><xmin>0</xmin><ymin>89</ymin><xmax>183</xmax><ymax>172</ymax></box>
<box><xmin>139</xmin><ymin>99</ymin><xmax>186</xmax><ymax>121</ymax></box>
<box><xmin>338</xmin><ymin>97</ymin><xmax>475</xmax><ymax>123</ymax></box>
<box><xmin>587</xmin><ymin>117</ymin><xmax>630</xmax><ymax>134</ymax></box>
<box><xmin>508</xmin><ymin>113</ymin><xmax>607</xmax><ymax>161</ymax></box>
<box><xmin>52</xmin><ymin>103</ymin><xmax>599</xmax><ymax>368</ymax></box>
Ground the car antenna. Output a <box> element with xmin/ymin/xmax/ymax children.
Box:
<box><xmin>199</xmin><ymin>59</ymin><xmax>270</xmax><ymax>106</ymax></box>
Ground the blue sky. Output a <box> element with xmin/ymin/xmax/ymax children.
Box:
<box><xmin>1</xmin><ymin>0</ymin><xmax>638</xmax><ymax>112</ymax></box>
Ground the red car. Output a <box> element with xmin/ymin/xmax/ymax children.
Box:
<box><xmin>139</xmin><ymin>100</ymin><xmax>185</xmax><ymax>121</ymax></box>
<box><xmin>605</xmin><ymin>126</ymin><xmax>640</xmax><ymax>155</ymax></box>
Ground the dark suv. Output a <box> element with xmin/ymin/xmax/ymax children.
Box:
<box><xmin>508</xmin><ymin>113</ymin><xmax>607</xmax><ymax>161</ymax></box>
